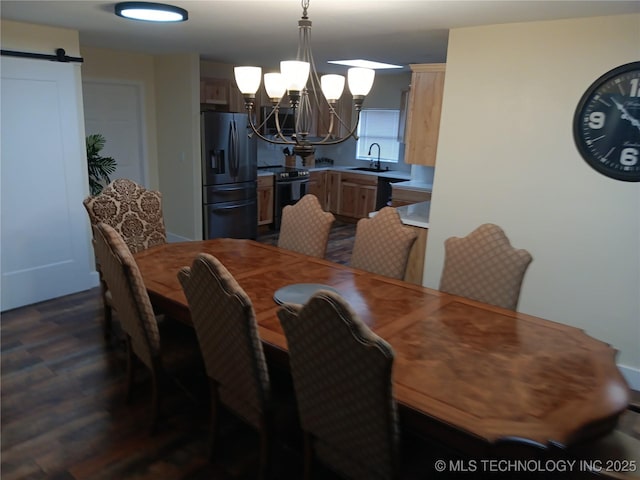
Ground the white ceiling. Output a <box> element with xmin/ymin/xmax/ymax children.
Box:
<box><xmin>2</xmin><ymin>1</ymin><xmax>638</xmax><ymax>73</ymax></box>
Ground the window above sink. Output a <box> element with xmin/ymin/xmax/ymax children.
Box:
<box><xmin>356</xmin><ymin>109</ymin><xmax>401</xmax><ymax>165</ymax></box>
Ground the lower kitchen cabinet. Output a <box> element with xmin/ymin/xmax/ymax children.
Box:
<box><xmin>257</xmin><ymin>174</ymin><xmax>274</xmax><ymax>226</ymax></box>
<box><xmin>404</xmin><ymin>226</ymin><xmax>428</xmax><ymax>285</ymax></box>
<box><xmin>308</xmin><ymin>170</ymin><xmax>328</xmax><ymax>210</ymax></box>
<box><xmin>391</xmin><ymin>186</ymin><xmax>432</xmax><ymax>207</ymax></box>
<box><xmin>326</xmin><ymin>171</ymin><xmax>341</xmax><ymax>213</ymax></box>
<box><xmin>338</xmin><ymin>172</ymin><xmax>378</xmax><ymax>219</ymax></box>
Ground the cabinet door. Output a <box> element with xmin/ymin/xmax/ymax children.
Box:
<box><xmin>308</xmin><ymin>171</ymin><xmax>327</xmax><ymax>210</ymax></box>
<box><xmin>257</xmin><ymin>175</ymin><xmax>274</xmax><ymax>226</ymax></box>
<box><xmin>339</xmin><ymin>181</ymin><xmax>360</xmax><ymax>217</ymax></box>
<box><xmin>201</xmin><ymin>77</ymin><xmax>229</xmax><ymax>106</ymax></box>
<box><xmin>326</xmin><ymin>171</ymin><xmax>341</xmax><ymax>213</ymax></box>
<box><xmin>228</xmin><ymin>77</ymin><xmax>246</xmax><ymax>113</ymax></box>
<box><xmin>405</xmin><ymin>64</ymin><xmax>445</xmax><ymax>166</ymax></box>
<box><xmin>339</xmin><ymin>172</ymin><xmax>378</xmax><ymax>219</ymax></box>
<box><xmin>357</xmin><ymin>184</ymin><xmax>377</xmax><ymax>218</ymax></box>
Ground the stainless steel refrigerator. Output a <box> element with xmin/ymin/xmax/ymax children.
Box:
<box><xmin>201</xmin><ymin>111</ymin><xmax>257</xmax><ymax>240</ymax></box>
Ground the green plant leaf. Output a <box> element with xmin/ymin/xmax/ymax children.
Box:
<box><xmin>86</xmin><ymin>133</ymin><xmax>117</xmax><ymax>195</ymax></box>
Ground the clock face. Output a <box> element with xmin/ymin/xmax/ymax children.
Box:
<box><xmin>573</xmin><ymin>62</ymin><xmax>640</xmax><ymax>182</ymax></box>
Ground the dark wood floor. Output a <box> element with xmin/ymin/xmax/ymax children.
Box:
<box><xmin>2</xmin><ymin>222</ymin><xmax>638</xmax><ymax>480</ymax></box>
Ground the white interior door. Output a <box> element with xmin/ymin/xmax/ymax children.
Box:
<box><xmin>82</xmin><ymin>80</ymin><xmax>146</xmax><ymax>186</ymax></box>
<box><xmin>1</xmin><ymin>56</ymin><xmax>97</xmax><ymax>311</ymax></box>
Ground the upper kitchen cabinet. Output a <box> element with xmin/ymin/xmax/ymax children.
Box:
<box><xmin>404</xmin><ymin>63</ymin><xmax>446</xmax><ymax>166</ymax></box>
<box><xmin>200</xmin><ymin>77</ymin><xmax>229</xmax><ymax>106</ymax></box>
<box><xmin>200</xmin><ymin>76</ymin><xmax>246</xmax><ymax>113</ymax></box>
<box><xmin>315</xmin><ymin>91</ymin><xmax>353</xmax><ymax>139</ymax></box>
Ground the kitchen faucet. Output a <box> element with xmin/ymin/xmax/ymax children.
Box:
<box><xmin>368</xmin><ymin>143</ymin><xmax>381</xmax><ymax>171</ymax></box>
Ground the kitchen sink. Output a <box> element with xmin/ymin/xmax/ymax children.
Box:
<box><xmin>349</xmin><ymin>167</ymin><xmax>393</xmax><ymax>173</ymax></box>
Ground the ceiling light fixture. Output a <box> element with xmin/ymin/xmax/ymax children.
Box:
<box><xmin>234</xmin><ymin>0</ymin><xmax>375</xmax><ymax>159</ymax></box>
<box><xmin>328</xmin><ymin>60</ymin><xmax>403</xmax><ymax>70</ymax></box>
<box><xmin>114</xmin><ymin>2</ymin><xmax>188</xmax><ymax>22</ymax></box>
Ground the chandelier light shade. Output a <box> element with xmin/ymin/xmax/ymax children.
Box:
<box><xmin>114</xmin><ymin>2</ymin><xmax>188</xmax><ymax>22</ymax></box>
<box><xmin>234</xmin><ymin>67</ymin><xmax>262</xmax><ymax>95</ymax></box>
<box><xmin>233</xmin><ymin>0</ymin><xmax>375</xmax><ymax>158</ymax></box>
<box><xmin>264</xmin><ymin>73</ymin><xmax>287</xmax><ymax>101</ymax></box>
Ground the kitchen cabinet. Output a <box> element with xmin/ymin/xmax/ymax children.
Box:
<box><xmin>326</xmin><ymin>171</ymin><xmax>341</xmax><ymax>213</ymax></box>
<box><xmin>404</xmin><ymin>63</ymin><xmax>446</xmax><ymax>166</ymax></box>
<box><xmin>257</xmin><ymin>174</ymin><xmax>274</xmax><ymax>226</ymax></box>
<box><xmin>315</xmin><ymin>91</ymin><xmax>353</xmax><ymax>139</ymax></box>
<box><xmin>404</xmin><ymin>226</ymin><xmax>428</xmax><ymax>285</ymax></box>
<box><xmin>200</xmin><ymin>77</ymin><xmax>246</xmax><ymax>113</ymax></box>
<box><xmin>228</xmin><ymin>77</ymin><xmax>246</xmax><ymax>113</ymax></box>
<box><xmin>308</xmin><ymin>170</ymin><xmax>328</xmax><ymax>210</ymax></box>
<box><xmin>391</xmin><ymin>187</ymin><xmax>432</xmax><ymax>207</ymax></box>
<box><xmin>338</xmin><ymin>172</ymin><xmax>377</xmax><ymax>219</ymax></box>
<box><xmin>200</xmin><ymin>77</ymin><xmax>229</xmax><ymax>106</ymax></box>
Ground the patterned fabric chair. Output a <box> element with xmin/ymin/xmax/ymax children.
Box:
<box><xmin>278</xmin><ymin>290</ymin><xmax>399</xmax><ymax>480</ymax></box>
<box><xmin>92</xmin><ymin>222</ymin><xmax>191</xmax><ymax>433</ymax></box>
<box><xmin>439</xmin><ymin>223</ymin><xmax>533</xmax><ymax>310</ymax></box>
<box><xmin>178</xmin><ymin>253</ymin><xmax>272</xmax><ymax>478</ymax></box>
<box><xmin>350</xmin><ymin>207</ymin><xmax>418</xmax><ymax>280</ymax></box>
<box><xmin>278</xmin><ymin>194</ymin><xmax>335</xmax><ymax>258</ymax></box>
<box><xmin>83</xmin><ymin>178</ymin><xmax>167</xmax><ymax>338</ymax></box>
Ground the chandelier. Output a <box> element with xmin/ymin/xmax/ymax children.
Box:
<box><xmin>233</xmin><ymin>0</ymin><xmax>375</xmax><ymax>159</ymax></box>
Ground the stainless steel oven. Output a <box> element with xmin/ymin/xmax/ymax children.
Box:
<box><xmin>258</xmin><ymin>165</ymin><xmax>309</xmax><ymax>229</ymax></box>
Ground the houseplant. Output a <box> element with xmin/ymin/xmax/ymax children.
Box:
<box><xmin>86</xmin><ymin>133</ymin><xmax>117</xmax><ymax>195</ymax></box>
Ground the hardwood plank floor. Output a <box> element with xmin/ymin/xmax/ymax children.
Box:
<box><xmin>2</xmin><ymin>222</ymin><xmax>638</xmax><ymax>479</ymax></box>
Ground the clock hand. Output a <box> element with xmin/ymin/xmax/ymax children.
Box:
<box><xmin>611</xmin><ymin>97</ymin><xmax>640</xmax><ymax>131</ymax></box>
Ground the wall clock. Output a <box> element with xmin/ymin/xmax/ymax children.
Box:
<box><xmin>573</xmin><ymin>61</ymin><xmax>640</xmax><ymax>182</ymax></box>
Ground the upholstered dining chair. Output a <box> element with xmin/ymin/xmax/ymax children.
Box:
<box><xmin>278</xmin><ymin>194</ymin><xmax>335</xmax><ymax>258</ymax></box>
<box><xmin>278</xmin><ymin>290</ymin><xmax>399</xmax><ymax>480</ymax></box>
<box><xmin>92</xmin><ymin>222</ymin><xmax>194</xmax><ymax>433</ymax></box>
<box><xmin>83</xmin><ymin>178</ymin><xmax>167</xmax><ymax>338</ymax></box>
<box><xmin>178</xmin><ymin>253</ymin><xmax>273</xmax><ymax>479</ymax></box>
<box><xmin>350</xmin><ymin>206</ymin><xmax>418</xmax><ymax>280</ymax></box>
<box><xmin>439</xmin><ymin>223</ymin><xmax>533</xmax><ymax>310</ymax></box>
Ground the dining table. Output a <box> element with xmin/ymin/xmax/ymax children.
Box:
<box><xmin>133</xmin><ymin>238</ymin><xmax>630</xmax><ymax>457</ymax></box>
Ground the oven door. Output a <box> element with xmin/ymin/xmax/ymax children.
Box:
<box><xmin>274</xmin><ymin>178</ymin><xmax>309</xmax><ymax>229</ymax></box>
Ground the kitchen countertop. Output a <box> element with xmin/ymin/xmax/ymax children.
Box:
<box><xmin>391</xmin><ymin>180</ymin><xmax>433</xmax><ymax>192</ymax></box>
<box><xmin>369</xmin><ymin>200</ymin><xmax>431</xmax><ymax>229</ymax></box>
<box><xmin>396</xmin><ymin>200</ymin><xmax>431</xmax><ymax>228</ymax></box>
<box><xmin>309</xmin><ymin>166</ymin><xmax>411</xmax><ymax>181</ymax></box>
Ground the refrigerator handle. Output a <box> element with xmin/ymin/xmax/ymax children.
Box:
<box><xmin>228</xmin><ymin>120</ymin><xmax>236</xmax><ymax>177</ymax></box>
<box><xmin>231</xmin><ymin>120</ymin><xmax>240</xmax><ymax>176</ymax></box>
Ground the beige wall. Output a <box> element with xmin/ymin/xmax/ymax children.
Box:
<box><xmin>155</xmin><ymin>54</ymin><xmax>202</xmax><ymax>241</ymax></box>
<box><xmin>1</xmin><ymin>20</ymin><xmax>80</xmax><ymax>57</ymax></box>
<box><xmin>80</xmin><ymin>46</ymin><xmax>160</xmax><ymax>189</ymax></box>
<box><xmin>81</xmin><ymin>48</ymin><xmax>201</xmax><ymax>240</ymax></box>
<box><xmin>425</xmin><ymin>14</ymin><xmax>640</xmax><ymax>382</ymax></box>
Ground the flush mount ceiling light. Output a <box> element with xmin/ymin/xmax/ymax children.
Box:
<box><xmin>114</xmin><ymin>2</ymin><xmax>188</xmax><ymax>22</ymax></box>
<box><xmin>234</xmin><ymin>0</ymin><xmax>376</xmax><ymax>159</ymax></box>
<box><xmin>328</xmin><ymin>60</ymin><xmax>403</xmax><ymax>70</ymax></box>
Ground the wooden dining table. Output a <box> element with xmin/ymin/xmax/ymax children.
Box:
<box><xmin>134</xmin><ymin>238</ymin><xmax>630</xmax><ymax>456</ymax></box>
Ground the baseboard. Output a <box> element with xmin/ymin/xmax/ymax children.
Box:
<box><xmin>619</xmin><ymin>364</ymin><xmax>640</xmax><ymax>391</ymax></box>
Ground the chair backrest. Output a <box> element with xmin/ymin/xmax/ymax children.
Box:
<box><xmin>92</xmin><ymin>222</ymin><xmax>160</xmax><ymax>367</ymax></box>
<box><xmin>83</xmin><ymin>178</ymin><xmax>166</xmax><ymax>254</ymax></box>
<box><xmin>277</xmin><ymin>194</ymin><xmax>335</xmax><ymax>258</ymax></box>
<box><xmin>178</xmin><ymin>253</ymin><xmax>270</xmax><ymax>429</ymax></box>
<box><xmin>439</xmin><ymin>223</ymin><xmax>533</xmax><ymax>310</ymax></box>
<box><xmin>351</xmin><ymin>207</ymin><xmax>418</xmax><ymax>279</ymax></box>
<box><xmin>278</xmin><ymin>290</ymin><xmax>399</xmax><ymax>480</ymax></box>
